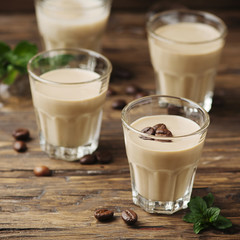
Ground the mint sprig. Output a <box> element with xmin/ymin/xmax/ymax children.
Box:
<box><xmin>183</xmin><ymin>193</ymin><xmax>232</xmax><ymax>234</ymax></box>
<box><xmin>0</xmin><ymin>41</ymin><xmax>38</xmax><ymax>85</ymax></box>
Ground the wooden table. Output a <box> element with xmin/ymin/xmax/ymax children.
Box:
<box><xmin>0</xmin><ymin>7</ymin><xmax>240</xmax><ymax>240</ymax></box>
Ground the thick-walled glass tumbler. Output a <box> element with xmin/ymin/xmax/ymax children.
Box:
<box><xmin>122</xmin><ymin>95</ymin><xmax>210</xmax><ymax>214</ymax></box>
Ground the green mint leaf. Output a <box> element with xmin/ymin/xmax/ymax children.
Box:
<box><xmin>13</xmin><ymin>41</ymin><xmax>38</xmax><ymax>57</ymax></box>
<box><xmin>203</xmin><ymin>207</ymin><xmax>220</xmax><ymax>223</ymax></box>
<box><xmin>32</xmin><ymin>54</ymin><xmax>75</xmax><ymax>73</ymax></box>
<box><xmin>0</xmin><ymin>42</ymin><xmax>11</xmax><ymax>77</ymax></box>
<box><xmin>3</xmin><ymin>65</ymin><xmax>19</xmax><ymax>84</ymax></box>
<box><xmin>193</xmin><ymin>220</ymin><xmax>208</xmax><ymax>234</ymax></box>
<box><xmin>183</xmin><ymin>212</ymin><xmax>203</xmax><ymax>223</ymax></box>
<box><xmin>203</xmin><ymin>193</ymin><xmax>214</xmax><ymax>208</ymax></box>
<box><xmin>212</xmin><ymin>215</ymin><xmax>232</xmax><ymax>229</ymax></box>
<box><xmin>0</xmin><ymin>41</ymin><xmax>38</xmax><ymax>85</ymax></box>
<box><xmin>0</xmin><ymin>67</ymin><xmax>7</xmax><ymax>79</ymax></box>
<box><xmin>183</xmin><ymin>212</ymin><xmax>196</xmax><ymax>223</ymax></box>
<box><xmin>188</xmin><ymin>196</ymin><xmax>207</xmax><ymax>215</ymax></box>
<box><xmin>0</xmin><ymin>41</ymin><xmax>10</xmax><ymax>55</ymax></box>
<box><xmin>12</xmin><ymin>41</ymin><xmax>38</xmax><ymax>68</ymax></box>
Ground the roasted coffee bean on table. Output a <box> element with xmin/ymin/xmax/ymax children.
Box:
<box><xmin>79</xmin><ymin>154</ymin><xmax>97</xmax><ymax>165</ymax></box>
<box><xmin>33</xmin><ymin>166</ymin><xmax>52</xmax><ymax>177</ymax></box>
<box><xmin>12</xmin><ymin>128</ymin><xmax>30</xmax><ymax>141</ymax></box>
<box><xmin>121</xmin><ymin>209</ymin><xmax>138</xmax><ymax>225</ymax></box>
<box><xmin>112</xmin><ymin>99</ymin><xmax>127</xmax><ymax>110</ymax></box>
<box><xmin>13</xmin><ymin>141</ymin><xmax>28</xmax><ymax>152</ymax></box>
<box><xmin>95</xmin><ymin>151</ymin><xmax>113</xmax><ymax>164</ymax></box>
<box><xmin>94</xmin><ymin>209</ymin><xmax>114</xmax><ymax>222</ymax></box>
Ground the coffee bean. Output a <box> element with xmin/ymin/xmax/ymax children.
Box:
<box><xmin>95</xmin><ymin>151</ymin><xmax>113</xmax><ymax>164</ymax></box>
<box><xmin>152</xmin><ymin>123</ymin><xmax>167</xmax><ymax>131</ymax></box>
<box><xmin>141</xmin><ymin>127</ymin><xmax>155</xmax><ymax>135</ymax></box>
<box><xmin>107</xmin><ymin>87</ymin><xmax>117</xmax><ymax>97</ymax></box>
<box><xmin>155</xmin><ymin>127</ymin><xmax>173</xmax><ymax>137</ymax></box>
<box><xmin>34</xmin><ymin>166</ymin><xmax>52</xmax><ymax>177</ymax></box>
<box><xmin>134</xmin><ymin>91</ymin><xmax>148</xmax><ymax>99</ymax></box>
<box><xmin>125</xmin><ymin>84</ymin><xmax>140</xmax><ymax>95</ymax></box>
<box><xmin>155</xmin><ymin>126</ymin><xmax>173</xmax><ymax>142</ymax></box>
<box><xmin>12</xmin><ymin>128</ymin><xmax>30</xmax><ymax>141</ymax></box>
<box><xmin>13</xmin><ymin>141</ymin><xmax>27</xmax><ymax>152</ymax></box>
<box><xmin>112</xmin><ymin>99</ymin><xmax>127</xmax><ymax>110</ymax></box>
<box><xmin>94</xmin><ymin>209</ymin><xmax>114</xmax><ymax>222</ymax></box>
<box><xmin>122</xmin><ymin>209</ymin><xmax>138</xmax><ymax>225</ymax></box>
<box><xmin>79</xmin><ymin>154</ymin><xmax>96</xmax><ymax>165</ymax></box>
<box><xmin>140</xmin><ymin>127</ymin><xmax>155</xmax><ymax>140</ymax></box>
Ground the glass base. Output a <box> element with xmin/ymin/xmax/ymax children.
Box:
<box><xmin>201</xmin><ymin>91</ymin><xmax>213</xmax><ymax>112</ymax></box>
<box><xmin>39</xmin><ymin>132</ymin><xmax>98</xmax><ymax>161</ymax></box>
<box><xmin>132</xmin><ymin>188</ymin><xmax>190</xmax><ymax>214</ymax></box>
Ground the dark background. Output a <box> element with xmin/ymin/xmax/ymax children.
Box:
<box><xmin>0</xmin><ymin>0</ymin><xmax>240</xmax><ymax>13</ymax></box>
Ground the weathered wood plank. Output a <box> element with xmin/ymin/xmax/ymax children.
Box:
<box><xmin>0</xmin><ymin>8</ymin><xmax>239</xmax><ymax>240</ymax></box>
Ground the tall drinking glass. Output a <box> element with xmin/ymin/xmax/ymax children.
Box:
<box><xmin>147</xmin><ymin>10</ymin><xmax>227</xmax><ymax>112</ymax></box>
<box><xmin>35</xmin><ymin>0</ymin><xmax>112</xmax><ymax>51</ymax></box>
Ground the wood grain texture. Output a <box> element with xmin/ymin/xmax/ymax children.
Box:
<box><xmin>0</xmin><ymin>8</ymin><xmax>239</xmax><ymax>240</ymax></box>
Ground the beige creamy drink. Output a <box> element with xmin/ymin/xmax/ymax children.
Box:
<box><xmin>35</xmin><ymin>0</ymin><xmax>110</xmax><ymax>50</ymax></box>
<box><xmin>148</xmin><ymin>22</ymin><xmax>224</xmax><ymax>105</ymax></box>
<box><xmin>124</xmin><ymin>115</ymin><xmax>204</xmax><ymax>202</ymax></box>
<box><xmin>30</xmin><ymin>68</ymin><xmax>106</xmax><ymax>148</ymax></box>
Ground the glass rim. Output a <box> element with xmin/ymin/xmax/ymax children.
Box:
<box><xmin>27</xmin><ymin>48</ymin><xmax>112</xmax><ymax>86</ymax></box>
<box><xmin>146</xmin><ymin>9</ymin><xmax>227</xmax><ymax>45</ymax></box>
<box><xmin>35</xmin><ymin>0</ymin><xmax>112</xmax><ymax>11</ymax></box>
<box><xmin>121</xmin><ymin>95</ymin><xmax>210</xmax><ymax>140</ymax></box>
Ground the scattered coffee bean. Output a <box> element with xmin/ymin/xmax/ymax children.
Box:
<box><xmin>13</xmin><ymin>141</ymin><xmax>27</xmax><ymax>152</ymax></box>
<box><xmin>95</xmin><ymin>151</ymin><xmax>113</xmax><ymax>164</ymax></box>
<box><xmin>112</xmin><ymin>99</ymin><xmax>127</xmax><ymax>110</ymax></box>
<box><xmin>122</xmin><ymin>209</ymin><xmax>138</xmax><ymax>225</ymax></box>
<box><xmin>94</xmin><ymin>209</ymin><xmax>114</xmax><ymax>222</ymax></box>
<box><xmin>125</xmin><ymin>84</ymin><xmax>140</xmax><ymax>95</ymax></box>
<box><xmin>134</xmin><ymin>91</ymin><xmax>148</xmax><ymax>99</ymax></box>
<box><xmin>107</xmin><ymin>87</ymin><xmax>117</xmax><ymax>97</ymax></box>
<box><xmin>79</xmin><ymin>154</ymin><xmax>97</xmax><ymax>165</ymax></box>
<box><xmin>12</xmin><ymin>128</ymin><xmax>30</xmax><ymax>141</ymax></box>
<box><xmin>34</xmin><ymin>166</ymin><xmax>52</xmax><ymax>177</ymax></box>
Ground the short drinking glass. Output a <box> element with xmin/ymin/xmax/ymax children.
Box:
<box><xmin>121</xmin><ymin>95</ymin><xmax>210</xmax><ymax>214</ymax></box>
<box><xmin>28</xmin><ymin>48</ymin><xmax>112</xmax><ymax>161</ymax></box>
